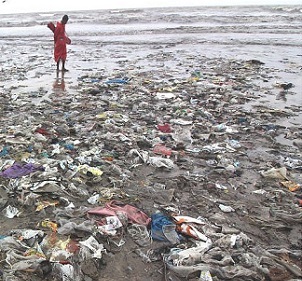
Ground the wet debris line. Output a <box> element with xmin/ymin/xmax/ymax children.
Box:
<box><xmin>0</xmin><ymin>57</ymin><xmax>301</xmax><ymax>281</ymax></box>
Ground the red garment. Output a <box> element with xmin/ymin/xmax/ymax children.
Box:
<box><xmin>47</xmin><ymin>22</ymin><xmax>55</xmax><ymax>32</ymax></box>
<box><xmin>54</xmin><ymin>22</ymin><xmax>68</xmax><ymax>62</ymax></box>
<box><xmin>87</xmin><ymin>200</ymin><xmax>151</xmax><ymax>226</ymax></box>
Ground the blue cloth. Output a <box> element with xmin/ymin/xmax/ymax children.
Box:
<box><xmin>0</xmin><ymin>146</ymin><xmax>9</xmax><ymax>157</ymax></box>
<box><xmin>151</xmin><ymin>213</ymin><xmax>175</xmax><ymax>241</ymax></box>
<box><xmin>105</xmin><ymin>78</ymin><xmax>129</xmax><ymax>84</ymax></box>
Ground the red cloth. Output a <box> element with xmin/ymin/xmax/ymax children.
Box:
<box><xmin>153</xmin><ymin>143</ymin><xmax>172</xmax><ymax>156</ymax></box>
<box><xmin>87</xmin><ymin>200</ymin><xmax>151</xmax><ymax>226</ymax></box>
<box><xmin>54</xmin><ymin>22</ymin><xmax>69</xmax><ymax>62</ymax></box>
<box><xmin>47</xmin><ymin>22</ymin><xmax>55</xmax><ymax>33</ymax></box>
<box><xmin>157</xmin><ymin>123</ymin><xmax>172</xmax><ymax>133</ymax></box>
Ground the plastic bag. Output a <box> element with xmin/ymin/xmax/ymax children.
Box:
<box><xmin>261</xmin><ymin>167</ymin><xmax>287</xmax><ymax>179</ymax></box>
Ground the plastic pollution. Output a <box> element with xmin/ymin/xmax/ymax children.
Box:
<box><xmin>2</xmin><ymin>205</ymin><xmax>21</xmax><ymax>218</ymax></box>
<box><xmin>201</xmin><ymin>143</ymin><xmax>228</xmax><ymax>154</ymax></box>
<box><xmin>36</xmin><ymin>200</ymin><xmax>59</xmax><ymax>212</ymax></box>
<box><xmin>148</xmin><ymin>156</ymin><xmax>175</xmax><ymax>169</ymax></box>
<box><xmin>157</xmin><ymin>123</ymin><xmax>172</xmax><ymax>133</ymax></box>
<box><xmin>173</xmin><ymin>216</ymin><xmax>208</xmax><ymax>241</ymax></box>
<box><xmin>96</xmin><ymin>112</ymin><xmax>108</xmax><ymax>120</ymax></box>
<box><xmin>213</xmin><ymin>123</ymin><xmax>238</xmax><ymax>133</ymax></box>
<box><xmin>105</xmin><ymin>77</ymin><xmax>130</xmax><ymax>84</ymax></box>
<box><xmin>153</xmin><ymin>143</ymin><xmax>172</xmax><ymax>157</ymax></box>
<box><xmin>261</xmin><ymin>167</ymin><xmax>288</xmax><ymax>180</ymax></box>
<box><xmin>127</xmin><ymin>224</ymin><xmax>151</xmax><ymax>247</ymax></box>
<box><xmin>35</xmin><ymin>127</ymin><xmax>52</xmax><ymax>136</ymax></box>
<box><xmin>97</xmin><ymin>215</ymin><xmax>123</xmax><ymax>236</ymax></box>
<box><xmin>135</xmin><ymin>248</ymin><xmax>152</xmax><ymax>263</ymax></box>
<box><xmin>237</xmin><ymin>117</ymin><xmax>248</xmax><ymax>123</ymax></box>
<box><xmin>162</xmin><ymin>224</ymin><xmax>180</xmax><ymax>244</ymax></box>
<box><xmin>151</xmin><ymin>213</ymin><xmax>176</xmax><ymax>242</ymax></box>
<box><xmin>57</xmin><ymin>220</ymin><xmax>94</xmax><ymax>235</ymax></box>
<box><xmin>283</xmin><ymin>156</ymin><xmax>302</xmax><ymax>169</ymax></box>
<box><xmin>167</xmin><ymin>263</ymin><xmax>211</xmax><ymax>279</ymax></box>
<box><xmin>170</xmin><ymin>119</ymin><xmax>193</xmax><ymax>125</ymax></box>
<box><xmin>215</xmin><ymin>183</ymin><xmax>228</xmax><ymax>190</ymax></box>
<box><xmin>78</xmin><ymin>164</ymin><xmax>103</xmax><ymax>177</ymax></box>
<box><xmin>214</xmin><ymin>123</ymin><xmax>230</xmax><ymax>132</ymax></box>
<box><xmin>156</xmin><ymin>92</ymin><xmax>176</xmax><ymax>99</ymax></box>
<box><xmin>79</xmin><ymin>236</ymin><xmax>105</xmax><ymax>259</ymax></box>
<box><xmin>253</xmin><ymin>189</ymin><xmax>267</xmax><ymax>194</ymax></box>
<box><xmin>10</xmin><ymin>229</ymin><xmax>44</xmax><ymax>240</ymax></box>
<box><xmin>52</xmin><ymin>263</ymin><xmax>79</xmax><ymax>281</ymax></box>
<box><xmin>88</xmin><ymin>200</ymin><xmax>151</xmax><ymax>226</ymax></box>
<box><xmin>0</xmin><ymin>146</ymin><xmax>9</xmax><ymax>157</ymax></box>
<box><xmin>63</xmin><ymin>143</ymin><xmax>75</xmax><ymax>150</ymax></box>
<box><xmin>1</xmin><ymin>9</ymin><xmax>301</xmax><ymax>281</ymax></box>
<box><xmin>164</xmin><ymin>243</ymin><xmax>212</xmax><ymax>278</ymax></box>
<box><xmin>227</xmin><ymin>139</ymin><xmax>241</xmax><ymax>149</ymax></box>
<box><xmin>39</xmin><ymin>220</ymin><xmax>58</xmax><ymax>232</ymax></box>
<box><xmin>218</xmin><ymin>204</ymin><xmax>235</xmax><ymax>213</ymax></box>
<box><xmin>130</xmin><ymin>149</ymin><xmax>175</xmax><ymax>169</ymax></box>
<box><xmin>200</xmin><ymin>270</ymin><xmax>213</xmax><ymax>281</ymax></box>
<box><xmin>0</xmin><ymin>162</ymin><xmax>45</xmax><ymax>178</ymax></box>
<box><xmin>87</xmin><ymin>193</ymin><xmax>100</xmax><ymax>204</ymax></box>
<box><xmin>280</xmin><ymin>180</ymin><xmax>300</xmax><ymax>192</ymax></box>
<box><xmin>50</xmin><ymin>249</ymin><xmax>73</xmax><ymax>262</ymax></box>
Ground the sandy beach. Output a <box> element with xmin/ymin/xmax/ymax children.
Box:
<box><xmin>0</xmin><ymin>5</ymin><xmax>301</xmax><ymax>281</ymax></box>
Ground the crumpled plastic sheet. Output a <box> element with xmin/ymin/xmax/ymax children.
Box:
<box><xmin>0</xmin><ymin>232</ymin><xmax>105</xmax><ymax>281</ymax></box>
<box><xmin>261</xmin><ymin>166</ymin><xmax>288</xmax><ymax>180</ymax></box>
<box><xmin>52</xmin><ymin>263</ymin><xmax>82</xmax><ymax>281</ymax></box>
<box><xmin>163</xmin><ymin>227</ymin><xmax>302</xmax><ymax>280</ymax></box>
<box><xmin>128</xmin><ymin>149</ymin><xmax>175</xmax><ymax>169</ymax></box>
<box><xmin>79</xmin><ymin>236</ymin><xmax>105</xmax><ymax>259</ymax></box>
<box><xmin>164</xmin><ymin>236</ymin><xmax>264</xmax><ymax>280</ymax></box>
<box><xmin>127</xmin><ymin>224</ymin><xmax>151</xmax><ymax>247</ymax></box>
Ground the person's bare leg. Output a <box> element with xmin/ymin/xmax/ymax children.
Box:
<box><xmin>62</xmin><ymin>60</ymin><xmax>68</xmax><ymax>72</ymax></box>
<box><xmin>56</xmin><ymin>60</ymin><xmax>60</xmax><ymax>71</ymax></box>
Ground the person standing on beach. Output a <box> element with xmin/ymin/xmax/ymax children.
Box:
<box><xmin>48</xmin><ymin>15</ymin><xmax>71</xmax><ymax>72</ymax></box>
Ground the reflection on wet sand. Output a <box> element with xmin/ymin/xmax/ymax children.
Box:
<box><xmin>53</xmin><ymin>71</ymin><xmax>66</xmax><ymax>94</ymax></box>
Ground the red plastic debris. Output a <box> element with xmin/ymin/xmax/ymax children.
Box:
<box><xmin>157</xmin><ymin>123</ymin><xmax>172</xmax><ymax>133</ymax></box>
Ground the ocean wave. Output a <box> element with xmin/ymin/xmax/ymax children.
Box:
<box><xmin>0</xmin><ymin>5</ymin><xmax>301</xmax><ymax>27</ymax></box>
<box><xmin>0</xmin><ymin>5</ymin><xmax>301</xmax><ymax>49</ymax></box>
<box><xmin>39</xmin><ymin>13</ymin><xmax>55</xmax><ymax>17</ymax></box>
<box><xmin>274</xmin><ymin>6</ymin><xmax>302</xmax><ymax>13</ymax></box>
<box><xmin>109</xmin><ymin>9</ymin><xmax>144</xmax><ymax>14</ymax></box>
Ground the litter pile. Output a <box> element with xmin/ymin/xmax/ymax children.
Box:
<box><xmin>0</xmin><ymin>57</ymin><xmax>301</xmax><ymax>281</ymax></box>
